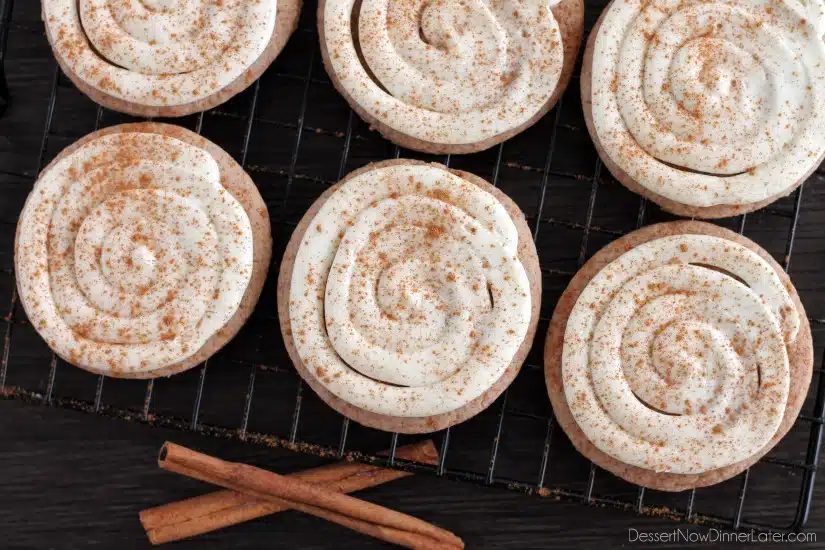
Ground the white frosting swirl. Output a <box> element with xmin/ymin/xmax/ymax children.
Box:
<box><xmin>563</xmin><ymin>234</ymin><xmax>799</xmax><ymax>474</ymax></box>
<box><xmin>590</xmin><ymin>0</ymin><xmax>825</xmax><ymax>208</ymax></box>
<box><xmin>43</xmin><ymin>0</ymin><xmax>276</xmax><ymax>106</ymax></box>
<box><xmin>289</xmin><ymin>164</ymin><xmax>532</xmax><ymax>417</ymax></box>
<box><xmin>323</xmin><ymin>0</ymin><xmax>564</xmax><ymax>146</ymax></box>
<box><xmin>15</xmin><ymin>132</ymin><xmax>254</xmax><ymax>376</ymax></box>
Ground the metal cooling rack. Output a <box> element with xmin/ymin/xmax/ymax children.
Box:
<box><xmin>1</xmin><ymin>0</ymin><xmax>824</xmax><ymax>534</ymax></box>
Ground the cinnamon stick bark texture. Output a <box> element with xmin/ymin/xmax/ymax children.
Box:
<box><xmin>156</xmin><ymin>442</ymin><xmax>463</xmax><ymax>550</ymax></box>
<box><xmin>140</xmin><ymin>440</ymin><xmax>439</xmax><ymax>545</ymax></box>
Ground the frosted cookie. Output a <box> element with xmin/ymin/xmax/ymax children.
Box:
<box><xmin>15</xmin><ymin>123</ymin><xmax>271</xmax><ymax>379</ymax></box>
<box><xmin>278</xmin><ymin>160</ymin><xmax>541</xmax><ymax>433</ymax></box>
<box><xmin>318</xmin><ymin>0</ymin><xmax>584</xmax><ymax>154</ymax></box>
<box><xmin>545</xmin><ymin>221</ymin><xmax>813</xmax><ymax>491</ymax></box>
<box><xmin>582</xmin><ymin>0</ymin><xmax>825</xmax><ymax>218</ymax></box>
<box><xmin>43</xmin><ymin>0</ymin><xmax>302</xmax><ymax>117</ymax></box>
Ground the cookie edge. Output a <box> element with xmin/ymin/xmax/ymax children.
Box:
<box><xmin>543</xmin><ymin>220</ymin><xmax>813</xmax><ymax>491</ymax></box>
<box><xmin>14</xmin><ymin>122</ymin><xmax>273</xmax><ymax>379</ymax></box>
<box><xmin>43</xmin><ymin>0</ymin><xmax>302</xmax><ymax>117</ymax></box>
<box><xmin>316</xmin><ymin>0</ymin><xmax>584</xmax><ymax>155</ymax></box>
<box><xmin>276</xmin><ymin>158</ymin><xmax>542</xmax><ymax>434</ymax></box>
<box><xmin>579</xmin><ymin>3</ymin><xmax>820</xmax><ymax>219</ymax></box>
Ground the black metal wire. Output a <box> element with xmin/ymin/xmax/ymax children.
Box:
<box><xmin>239</xmin><ymin>365</ymin><xmax>256</xmax><ymax>440</ymax></box>
<box><xmin>387</xmin><ymin>433</ymin><xmax>399</xmax><ymax>467</ymax></box>
<box><xmin>336</xmin><ymin>417</ymin><xmax>350</xmax><ymax>459</ymax></box>
<box><xmin>142</xmin><ymin>380</ymin><xmax>154</xmax><ymax>421</ymax></box>
<box><xmin>0</xmin><ymin>0</ymin><xmax>822</xmax><ymax>534</ymax></box>
<box><xmin>0</xmin><ymin>0</ymin><xmax>12</xmax><ymax>115</ymax></box>
<box><xmin>795</xmin><ymin>348</ymin><xmax>825</xmax><ymax>529</ymax></box>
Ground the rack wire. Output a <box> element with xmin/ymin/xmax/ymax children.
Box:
<box><xmin>1</xmin><ymin>0</ymin><xmax>824</xmax><ymax>534</ymax></box>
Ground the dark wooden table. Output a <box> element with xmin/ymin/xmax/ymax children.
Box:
<box><xmin>3</xmin><ymin>0</ymin><xmax>825</xmax><ymax>548</ymax></box>
<box><xmin>4</xmin><ymin>398</ymin><xmax>824</xmax><ymax>550</ymax></box>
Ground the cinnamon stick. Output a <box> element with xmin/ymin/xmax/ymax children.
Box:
<box><xmin>157</xmin><ymin>442</ymin><xmax>463</xmax><ymax>550</ymax></box>
<box><xmin>140</xmin><ymin>440</ymin><xmax>438</xmax><ymax>545</ymax></box>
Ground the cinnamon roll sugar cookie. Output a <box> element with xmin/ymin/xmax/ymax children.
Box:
<box><xmin>582</xmin><ymin>0</ymin><xmax>825</xmax><ymax>218</ymax></box>
<box><xmin>42</xmin><ymin>0</ymin><xmax>301</xmax><ymax>117</ymax></box>
<box><xmin>545</xmin><ymin>222</ymin><xmax>813</xmax><ymax>491</ymax></box>
<box><xmin>278</xmin><ymin>160</ymin><xmax>541</xmax><ymax>433</ymax></box>
<box><xmin>318</xmin><ymin>0</ymin><xmax>584</xmax><ymax>154</ymax></box>
<box><xmin>15</xmin><ymin>123</ymin><xmax>271</xmax><ymax>378</ymax></box>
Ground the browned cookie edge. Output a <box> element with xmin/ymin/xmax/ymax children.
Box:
<box><xmin>44</xmin><ymin>0</ymin><xmax>301</xmax><ymax>117</ymax></box>
<box><xmin>277</xmin><ymin>159</ymin><xmax>541</xmax><ymax>433</ymax></box>
<box><xmin>580</xmin><ymin>4</ymin><xmax>815</xmax><ymax>219</ymax></box>
<box><xmin>14</xmin><ymin>122</ymin><xmax>272</xmax><ymax>379</ymax></box>
<box><xmin>317</xmin><ymin>0</ymin><xmax>584</xmax><ymax>155</ymax></box>
<box><xmin>544</xmin><ymin>220</ymin><xmax>813</xmax><ymax>491</ymax></box>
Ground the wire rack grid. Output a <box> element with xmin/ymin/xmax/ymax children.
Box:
<box><xmin>1</xmin><ymin>0</ymin><xmax>825</xmax><ymax>534</ymax></box>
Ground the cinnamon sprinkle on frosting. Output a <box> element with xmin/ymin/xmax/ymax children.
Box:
<box><xmin>562</xmin><ymin>234</ymin><xmax>798</xmax><ymax>474</ymax></box>
<box><xmin>43</xmin><ymin>0</ymin><xmax>277</xmax><ymax>107</ymax></box>
<box><xmin>590</xmin><ymin>0</ymin><xmax>825</xmax><ymax>208</ymax></box>
<box><xmin>15</xmin><ymin>132</ymin><xmax>254</xmax><ymax>376</ymax></box>
<box><xmin>289</xmin><ymin>163</ymin><xmax>532</xmax><ymax>418</ymax></box>
<box><xmin>323</xmin><ymin>0</ymin><xmax>565</xmax><ymax>146</ymax></box>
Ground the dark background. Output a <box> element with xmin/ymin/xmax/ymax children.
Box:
<box><xmin>2</xmin><ymin>0</ymin><xmax>825</xmax><ymax>547</ymax></box>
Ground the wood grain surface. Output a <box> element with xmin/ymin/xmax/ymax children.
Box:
<box><xmin>1</xmin><ymin>0</ymin><xmax>825</xmax><ymax>547</ymax></box>
<box><xmin>3</xmin><ymin>399</ymin><xmax>824</xmax><ymax>549</ymax></box>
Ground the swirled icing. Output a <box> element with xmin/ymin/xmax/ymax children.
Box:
<box><xmin>289</xmin><ymin>164</ymin><xmax>532</xmax><ymax>417</ymax></box>
<box><xmin>590</xmin><ymin>0</ymin><xmax>825</xmax><ymax>208</ymax></box>
<box><xmin>323</xmin><ymin>0</ymin><xmax>565</xmax><ymax>146</ymax></box>
<box><xmin>563</xmin><ymin>234</ymin><xmax>799</xmax><ymax>473</ymax></box>
<box><xmin>15</xmin><ymin>132</ymin><xmax>254</xmax><ymax>376</ymax></box>
<box><xmin>43</xmin><ymin>0</ymin><xmax>276</xmax><ymax>106</ymax></box>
